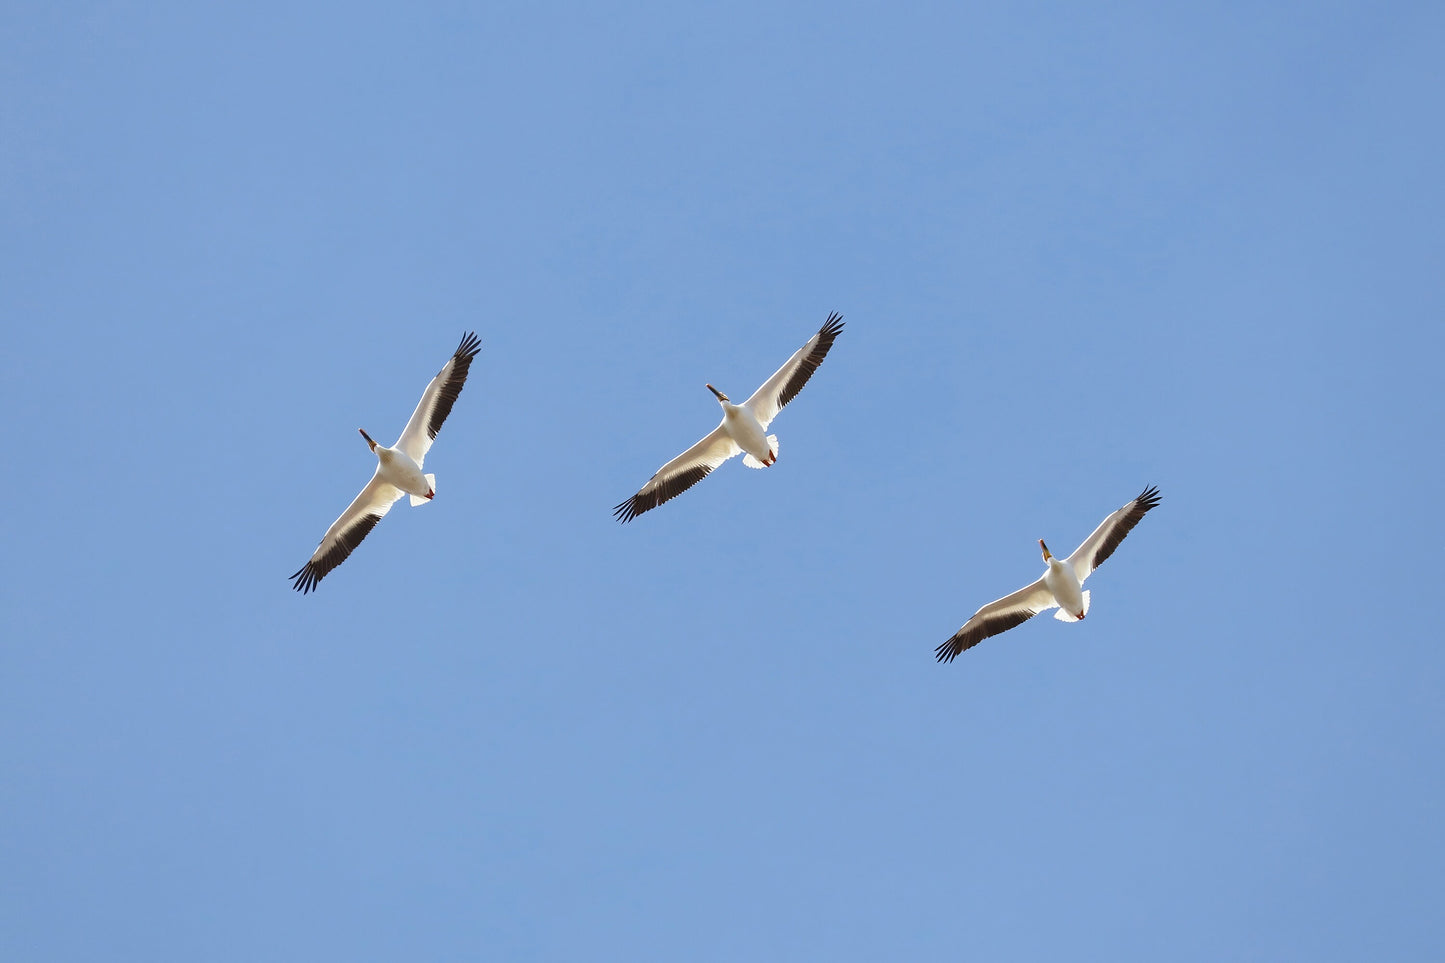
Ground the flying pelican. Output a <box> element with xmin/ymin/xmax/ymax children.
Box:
<box><xmin>613</xmin><ymin>313</ymin><xmax>845</xmax><ymax>523</ymax></box>
<box><xmin>935</xmin><ymin>486</ymin><xmax>1161</xmax><ymax>662</ymax></box>
<box><xmin>290</xmin><ymin>332</ymin><xmax>481</xmax><ymax>594</ymax></box>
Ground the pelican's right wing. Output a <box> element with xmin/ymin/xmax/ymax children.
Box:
<box><xmin>395</xmin><ymin>332</ymin><xmax>482</xmax><ymax>467</ymax></box>
<box><xmin>935</xmin><ymin>579</ymin><xmax>1056</xmax><ymax>663</ymax></box>
<box><xmin>290</xmin><ymin>468</ymin><xmax>404</xmax><ymax>593</ymax></box>
<box><xmin>742</xmin><ymin>313</ymin><xmax>845</xmax><ymax>429</ymax></box>
<box><xmin>1066</xmin><ymin>486</ymin><xmax>1162</xmax><ymax>583</ymax></box>
<box><xmin>613</xmin><ymin>425</ymin><xmax>741</xmax><ymax>523</ymax></box>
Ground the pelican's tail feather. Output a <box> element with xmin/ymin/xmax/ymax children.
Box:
<box><xmin>742</xmin><ymin>435</ymin><xmax>780</xmax><ymax>469</ymax></box>
<box><xmin>409</xmin><ymin>473</ymin><xmax>437</xmax><ymax>507</ymax></box>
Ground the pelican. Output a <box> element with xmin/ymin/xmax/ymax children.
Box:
<box><xmin>614</xmin><ymin>313</ymin><xmax>845</xmax><ymax>523</ymax></box>
<box><xmin>935</xmin><ymin>486</ymin><xmax>1162</xmax><ymax>662</ymax></box>
<box><xmin>290</xmin><ymin>332</ymin><xmax>481</xmax><ymax>594</ymax></box>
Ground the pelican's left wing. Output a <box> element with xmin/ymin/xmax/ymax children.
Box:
<box><xmin>935</xmin><ymin>579</ymin><xmax>1057</xmax><ymax>663</ymax></box>
<box><xmin>613</xmin><ymin>425</ymin><xmax>741</xmax><ymax>523</ymax></box>
<box><xmin>742</xmin><ymin>313</ymin><xmax>844</xmax><ymax>429</ymax></box>
<box><xmin>1066</xmin><ymin>485</ymin><xmax>1162</xmax><ymax>583</ymax></box>
<box><xmin>395</xmin><ymin>332</ymin><xmax>482</xmax><ymax>466</ymax></box>
<box><xmin>290</xmin><ymin>469</ymin><xmax>405</xmax><ymax>594</ymax></box>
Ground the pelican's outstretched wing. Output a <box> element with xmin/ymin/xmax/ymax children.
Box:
<box><xmin>935</xmin><ymin>579</ymin><xmax>1057</xmax><ymax>662</ymax></box>
<box><xmin>395</xmin><ymin>332</ymin><xmax>482</xmax><ymax>466</ymax></box>
<box><xmin>742</xmin><ymin>313</ymin><xmax>844</xmax><ymax>429</ymax></box>
<box><xmin>1066</xmin><ymin>486</ymin><xmax>1162</xmax><ymax>583</ymax></box>
<box><xmin>613</xmin><ymin>426</ymin><xmax>741</xmax><ymax>523</ymax></box>
<box><xmin>290</xmin><ymin>470</ymin><xmax>404</xmax><ymax>593</ymax></box>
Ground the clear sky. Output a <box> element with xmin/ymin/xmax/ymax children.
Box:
<box><xmin>4</xmin><ymin>1</ymin><xmax>1443</xmax><ymax>959</ymax></box>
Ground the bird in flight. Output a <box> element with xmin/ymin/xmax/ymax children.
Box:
<box><xmin>614</xmin><ymin>313</ymin><xmax>845</xmax><ymax>523</ymax></box>
<box><xmin>935</xmin><ymin>486</ymin><xmax>1162</xmax><ymax>661</ymax></box>
<box><xmin>290</xmin><ymin>332</ymin><xmax>481</xmax><ymax>593</ymax></box>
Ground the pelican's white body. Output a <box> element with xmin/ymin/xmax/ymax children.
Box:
<box><xmin>1043</xmin><ymin>557</ymin><xmax>1090</xmax><ymax>622</ymax></box>
<box><xmin>374</xmin><ymin>445</ymin><xmax>436</xmax><ymax>506</ymax></box>
<box><xmin>721</xmin><ymin>402</ymin><xmax>778</xmax><ymax>468</ymax></box>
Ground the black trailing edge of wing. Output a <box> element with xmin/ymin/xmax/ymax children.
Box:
<box><xmin>773</xmin><ymin>312</ymin><xmax>844</xmax><ymax>412</ymax></box>
<box><xmin>426</xmin><ymin>332</ymin><xmax>482</xmax><ymax>442</ymax></box>
<box><xmin>613</xmin><ymin>464</ymin><xmax>715</xmax><ymax>523</ymax></box>
<box><xmin>935</xmin><ymin>609</ymin><xmax>1037</xmax><ymax>663</ymax></box>
<box><xmin>1089</xmin><ymin>485</ymin><xmax>1162</xmax><ymax>572</ymax></box>
<box><xmin>289</xmin><ymin>512</ymin><xmax>385</xmax><ymax>594</ymax></box>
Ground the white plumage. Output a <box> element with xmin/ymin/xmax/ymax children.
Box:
<box><xmin>935</xmin><ymin>486</ymin><xmax>1162</xmax><ymax>662</ymax></box>
<box><xmin>290</xmin><ymin>332</ymin><xmax>481</xmax><ymax>594</ymax></box>
<box><xmin>614</xmin><ymin>313</ymin><xmax>844</xmax><ymax>523</ymax></box>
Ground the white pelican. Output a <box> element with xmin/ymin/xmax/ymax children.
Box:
<box><xmin>935</xmin><ymin>486</ymin><xmax>1161</xmax><ymax>662</ymax></box>
<box><xmin>614</xmin><ymin>313</ymin><xmax>845</xmax><ymax>523</ymax></box>
<box><xmin>290</xmin><ymin>332</ymin><xmax>481</xmax><ymax>594</ymax></box>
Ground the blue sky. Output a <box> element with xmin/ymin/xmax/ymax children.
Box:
<box><xmin>3</xmin><ymin>1</ymin><xmax>1444</xmax><ymax>959</ymax></box>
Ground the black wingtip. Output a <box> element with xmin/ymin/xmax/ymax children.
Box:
<box><xmin>289</xmin><ymin>563</ymin><xmax>319</xmax><ymax>594</ymax></box>
<box><xmin>1135</xmin><ymin>485</ymin><xmax>1162</xmax><ymax>511</ymax></box>
<box><xmin>455</xmin><ymin>331</ymin><xmax>482</xmax><ymax>361</ymax></box>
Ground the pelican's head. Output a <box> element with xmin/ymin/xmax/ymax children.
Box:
<box><xmin>706</xmin><ymin>384</ymin><xmax>730</xmax><ymax>404</ymax></box>
<box><xmin>1039</xmin><ymin>539</ymin><xmax>1053</xmax><ymax>561</ymax></box>
<box><xmin>359</xmin><ymin>428</ymin><xmax>377</xmax><ymax>452</ymax></box>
